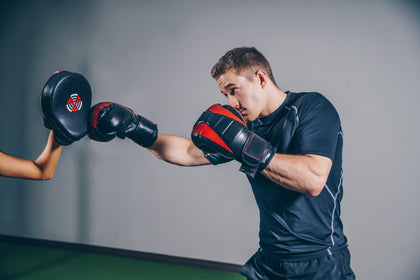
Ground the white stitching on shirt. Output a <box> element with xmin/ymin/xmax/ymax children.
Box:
<box><xmin>285</xmin><ymin>106</ymin><xmax>299</xmax><ymax>124</ymax></box>
<box><xmin>325</xmin><ymin>169</ymin><xmax>343</xmax><ymax>246</ymax></box>
<box><xmin>291</xmin><ymin>105</ymin><xmax>299</xmax><ymax>124</ymax></box>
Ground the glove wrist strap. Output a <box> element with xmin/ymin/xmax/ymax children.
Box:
<box><xmin>239</xmin><ymin>133</ymin><xmax>275</xmax><ymax>178</ymax></box>
<box><xmin>128</xmin><ymin>115</ymin><xmax>158</xmax><ymax>147</ymax></box>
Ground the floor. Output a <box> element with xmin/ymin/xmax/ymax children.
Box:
<box><xmin>0</xmin><ymin>240</ymin><xmax>245</xmax><ymax>280</ymax></box>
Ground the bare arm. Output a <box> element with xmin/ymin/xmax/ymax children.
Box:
<box><xmin>147</xmin><ymin>133</ymin><xmax>210</xmax><ymax>166</ymax></box>
<box><xmin>0</xmin><ymin>131</ymin><xmax>62</xmax><ymax>180</ymax></box>
<box><xmin>261</xmin><ymin>154</ymin><xmax>332</xmax><ymax>197</ymax></box>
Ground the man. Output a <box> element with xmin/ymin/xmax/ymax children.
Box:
<box><xmin>88</xmin><ymin>47</ymin><xmax>355</xmax><ymax>279</ymax></box>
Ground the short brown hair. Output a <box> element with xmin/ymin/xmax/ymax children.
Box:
<box><xmin>211</xmin><ymin>47</ymin><xmax>277</xmax><ymax>86</ymax></box>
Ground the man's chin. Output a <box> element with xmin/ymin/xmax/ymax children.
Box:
<box><xmin>243</xmin><ymin>115</ymin><xmax>253</xmax><ymax>122</ymax></box>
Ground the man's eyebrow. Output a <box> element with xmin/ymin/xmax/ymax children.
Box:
<box><xmin>220</xmin><ymin>83</ymin><xmax>235</xmax><ymax>95</ymax></box>
<box><xmin>223</xmin><ymin>83</ymin><xmax>235</xmax><ymax>90</ymax></box>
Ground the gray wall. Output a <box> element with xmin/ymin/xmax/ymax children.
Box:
<box><xmin>1</xmin><ymin>0</ymin><xmax>419</xmax><ymax>279</ymax></box>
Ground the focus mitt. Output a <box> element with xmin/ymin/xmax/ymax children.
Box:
<box><xmin>41</xmin><ymin>70</ymin><xmax>92</xmax><ymax>145</ymax></box>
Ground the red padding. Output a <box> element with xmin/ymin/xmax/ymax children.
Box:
<box><xmin>207</xmin><ymin>104</ymin><xmax>246</xmax><ymax>126</ymax></box>
<box><xmin>192</xmin><ymin>123</ymin><xmax>233</xmax><ymax>153</ymax></box>
<box><xmin>91</xmin><ymin>102</ymin><xmax>113</xmax><ymax>128</ymax></box>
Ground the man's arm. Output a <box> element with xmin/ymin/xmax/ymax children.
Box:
<box><xmin>191</xmin><ymin>103</ymin><xmax>335</xmax><ymax>196</ymax></box>
<box><xmin>87</xmin><ymin>102</ymin><xmax>210</xmax><ymax>167</ymax></box>
<box><xmin>0</xmin><ymin>131</ymin><xmax>62</xmax><ymax>180</ymax></box>
<box><xmin>261</xmin><ymin>154</ymin><xmax>332</xmax><ymax>197</ymax></box>
<box><xmin>148</xmin><ymin>133</ymin><xmax>210</xmax><ymax>166</ymax></box>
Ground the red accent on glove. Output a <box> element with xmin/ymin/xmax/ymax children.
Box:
<box><xmin>191</xmin><ymin>122</ymin><xmax>233</xmax><ymax>153</ymax></box>
<box><xmin>91</xmin><ymin>102</ymin><xmax>113</xmax><ymax>128</ymax></box>
<box><xmin>207</xmin><ymin>104</ymin><xmax>246</xmax><ymax>126</ymax></box>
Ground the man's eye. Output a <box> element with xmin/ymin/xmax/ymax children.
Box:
<box><xmin>230</xmin><ymin>88</ymin><xmax>237</xmax><ymax>95</ymax></box>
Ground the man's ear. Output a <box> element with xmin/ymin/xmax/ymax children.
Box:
<box><xmin>256</xmin><ymin>70</ymin><xmax>269</xmax><ymax>88</ymax></box>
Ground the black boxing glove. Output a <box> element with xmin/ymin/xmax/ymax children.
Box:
<box><xmin>191</xmin><ymin>104</ymin><xmax>275</xmax><ymax>177</ymax></box>
<box><xmin>88</xmin><ymin>102</ymin><xmax>158</xmax><ymax>147</ymax></box>
<box><xmin>204</xmin><ymin>152</ymin><xmax>233</xmax><ymax>165</ymax></box>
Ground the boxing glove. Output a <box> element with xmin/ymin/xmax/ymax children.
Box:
<box><xmin>191</xmin><ymin>104</ymin><xmax>275</xmax><ymax>177</ymax></box>
<box><xmin>88</xmin><ymin>102</ymin><xmax>158</xmax><ymax>147</ymax></box>
<box><xmin>204</xmin><ymin>152</ymin><xmax>233</xmax><ymax>165</ymax></box>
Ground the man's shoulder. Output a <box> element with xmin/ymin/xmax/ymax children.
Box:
<box><xmin>287</xmin><ymin>91</ymin><xmax>328</xmax><ymax>104</ymax></box>
<box><xmin>286</xmin><ymin>91</ymin><xmax>339</xmax><ymax>121</ymax></box>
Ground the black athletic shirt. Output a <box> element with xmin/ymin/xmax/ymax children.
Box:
<box><xmin>247</xmin><ymin>91</ymin><xmax>348</xmax><ymax>261</ymax></box>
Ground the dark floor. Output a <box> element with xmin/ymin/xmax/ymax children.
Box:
<box><xmin>0</xmin><ymin>240</ymin><xmax>245</xmax><ymax>280</ymax></box>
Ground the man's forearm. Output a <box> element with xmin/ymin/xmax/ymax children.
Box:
<box><xmin>261</xmin><ymin>154</ymin><xmax>332</xmax><ymax>196</ymax></box>
<box><xmin>148</xmin><ymin>133</ymin><xmax>210</xmax><ymax>166</ymax></box>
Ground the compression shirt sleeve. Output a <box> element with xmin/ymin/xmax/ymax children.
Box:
<box><xmin>293</xmin><ymin>93</ymin><xmax>341</xmax><ymax>160</ymax></box>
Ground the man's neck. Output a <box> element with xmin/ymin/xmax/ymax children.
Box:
<box><xmin>261</xmin><ymin>84</ymin><xmax>287</xmax><ymax>117</ymax></box>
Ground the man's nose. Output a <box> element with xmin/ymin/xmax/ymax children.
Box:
<box><xmin>227</xmin><ymin>95</ymin><xmax>239</xmax><ymax>108</ymax></box>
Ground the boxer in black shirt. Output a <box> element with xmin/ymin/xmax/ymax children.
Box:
<box><xmin>89</xmin><ymin>47</ymin><xmax>355</xmax><ymax>280</ymax></box>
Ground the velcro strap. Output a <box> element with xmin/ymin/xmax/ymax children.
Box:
<box><xmin>242</xmin><ymin>133</ymin><xmax>269</xmax><ymax>164</ymax></box>
<box><xmin>239</xmin><ymin>133</ymin><xmax>275</xmax><ymax>177</ymax></box>
<box><xmin>128</xmin><ymin>115</ymin><xmax>158</xmax><ymax>147</ymax></box>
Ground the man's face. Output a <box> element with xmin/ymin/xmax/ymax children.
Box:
<box><xmin>216</xmin><ymin>69</ymin><xmax>264</xmax><ymax>122</ymax></box>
